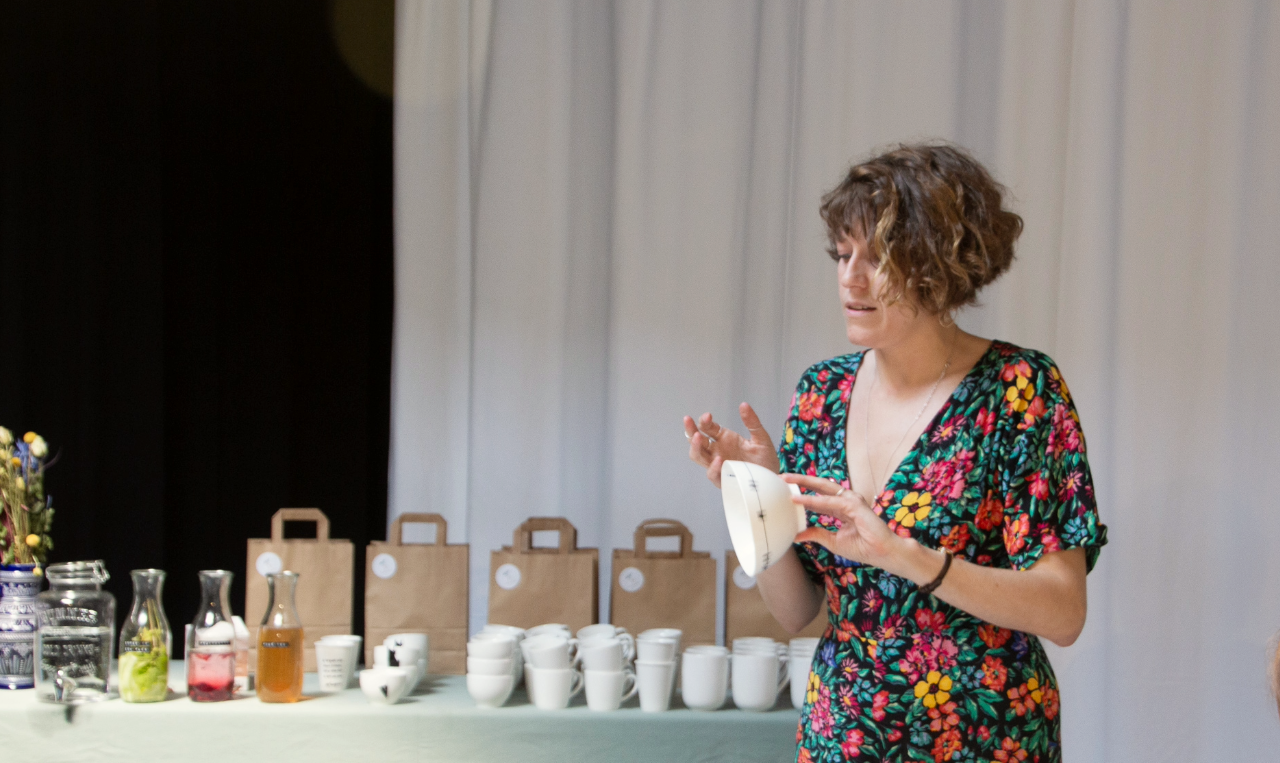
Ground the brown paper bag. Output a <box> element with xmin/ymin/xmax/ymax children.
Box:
<box><xmin>246</xmin><ymin>508</ymin><xmax>354</xmax><ymax>672</ymax></box>
<box><xmin>724</xmin><ymin>550</ymin><xmax>827</xmax><ymax>644</ymax></box>
<box><xmin>488</xmin><ymin>517</ymin><xmax>598</xmax><ymax>632</ymax></box>
<box><xmin>609</xmin><ymin>519</ymin><xmax>716</xmax><ymax>646</ymax></box>
<box><xmin>364</xmin><ymin>513</ymin><xmax>469</xmax><ymax>673</ymax></box>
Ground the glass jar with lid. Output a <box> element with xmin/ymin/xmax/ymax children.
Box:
<box><xmin>35</xmin><ymin>561</ymin><xmax>116</xmax><ymax>702</ymax></box>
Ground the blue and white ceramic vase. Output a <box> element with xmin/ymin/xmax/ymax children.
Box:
<box><xmin>0</xmin><ymin>564</ymin><xmax>41</xmax><ymax>689</ymax></box>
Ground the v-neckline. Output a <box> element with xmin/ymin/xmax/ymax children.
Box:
<box><xmin>838</xmin><ymin>341</ymin><xmax>1000</xmax><ymax>504</ymax></box>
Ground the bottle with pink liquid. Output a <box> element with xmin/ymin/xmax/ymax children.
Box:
<box><xmin>187</xmin><ymin>570</ymin><xmax>237</xmax><ymax>702</ymax></box>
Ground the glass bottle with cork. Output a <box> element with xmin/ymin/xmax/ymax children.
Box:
<box><xmin>257</xmin><ymin>570</ymin><xmax>304</xmax><ymax>702</ymax></box>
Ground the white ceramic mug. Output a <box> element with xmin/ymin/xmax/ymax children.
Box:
<box><xmin>386</xmin><ymin>632</ymin><xmax>428</xmax><ymax>654</ymax></box>
<box><xmin>580</xmin><ymin>631</ymin><xmax>636</xmax><ymax>663</ymax></box>
<box><xmin>523</xmin><ymin>634</ymin><xmax>577</xmax><ymax>669</ymax></box>
<box><xmin>731</xmin><ymin>651</ymin><xmax>789</xmax><ymax>712</ymax></box>
<box><xmin>359</xmin><ymin>667</ymin><xmax>410</xmax><ymax>705</ymax></box>
<box><xmin>636</xmin><ymin>638</ymin><xmax>678</xmax><ymax>663</ymax></box>
<box><xmin>468</xmin><ymin>635</ymin><xmax>516</xmax><ymax>659</ymax></box>
<box><xmin>635</xmin><ymin>660</ymin><xmax>677</xmax><ymax>712</ymax></box>
<box><xmin>681</xmin><ymin>648</ymin><xmax>729</xmax><ymax>711</ymax></box>
<box><xmin>467</xmin><ymin>672</ymin><xmax>514</xmax><ymax>708</ymax></box>
<box><xmin>481</xmin><ymin>624</ymin><xmax>526</xmax><ymax>640</ymax></box>
<box><xmin>584</xmin><ymin>669</ymin><xmax>638</xmax><ymax>712</ymax></box>
<box><xmin>525</xmin><ymin>623</ymin><xmax>572</xmax><ymax>639</ymax></box>
<box><xmin>577</xmin><ymin>623</ymin><xmax>627</xmax><ymax>640</ymax></box>
<box><xmin>720</xmin><ymin>460</ymin><xmax>806</xmax><ymax>576</ymax></box>
<box><xmin>315</xmin><ymin>641</ymin><xmax>358</xmax><ymax>692</ymax></box>
<box><xmin>638</xmin><ymin>628</ymin><xmax>683</xmax><ymax>645</ymax></box>
<box><xmin>578</xmin><ymin>638</ymin><xmax>627</xmax><ymax>671</ymax></box>
<box><xmin>788</xmin><ymin>639</ymin><xmax>820</xmax><ymax>709</ymax></box>
<box><xmin>467</xmin><ymin>656</ymin><xmax>513</xmax><ymax>676</ymax></box>
<box><xmin>526</xmin><ymin>665</ymin><xmax>583</xmax><ymax>710</ymax></box>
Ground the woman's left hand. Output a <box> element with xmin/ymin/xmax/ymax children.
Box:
<box><xmin>784</xmin><ymin>474</ymin><xmax>906</xmax><ymax>572</ymax></box>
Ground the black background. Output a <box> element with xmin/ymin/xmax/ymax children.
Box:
<box><xmin>0</xmin><ymin>2</ymin><xmax>393</xmax><ymax>649</ymax></box>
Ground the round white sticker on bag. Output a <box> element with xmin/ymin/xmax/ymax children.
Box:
<box><xmin>371</xmin><ymin>553</ymin><xmax>398</xmax><ymax>579</ymax></box>
<box><xmin>732</xmin><ymin>565</ymin><xmax>757</xmax><ymax>590</ymax></box>
<box><xmin>494</xmin><ymin>563</ymin><xmax>522</xmax><ymax>590</ymax></box>
<box><xmin>618</xmin><ymin>566</ymin><xmax>645</xmax><ymax>593</ymax></box>
<box><xmin>255</xmin><ymin>552</ymin><xmax>283</xmax><ymax>578</ymax></box>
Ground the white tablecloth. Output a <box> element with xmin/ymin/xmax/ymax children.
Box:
<box><xmin>1</xmin><ymin>662</ymin><xmax>800</xmax><ymax>763</ymax></box>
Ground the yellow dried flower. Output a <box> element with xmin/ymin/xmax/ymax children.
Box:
<box><xmin>25</xmin><ymin>534</ymin><xmax>40</xmax><ymax>547</ymax></box>
<box><xmin>9</xmin><ymin>457</ymin><xmax>18</xmax><ymax>467</ymax></box>
<box><xmin>22</xmin><ymin>432</ymin><xmax>36</xmax><ymax>444</ymax></box>
<box><xmin>0</xmin><ymin>427</ymin><xmax>11</xmax><ymax>446</ymax></box>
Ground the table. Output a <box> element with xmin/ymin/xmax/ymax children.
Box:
<box><xmin>1</xmin><ymin>662</ymin><xmax>801</xmax><ymax>763</ymax></box>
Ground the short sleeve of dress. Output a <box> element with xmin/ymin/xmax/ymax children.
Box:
<box><xmin>779</xmin><ymin>368</ymin><xmax>829</xmax><ymax>588</ymax></box>
<box><xmin>997</xmin><ymin>355</ymin><xmax>1108</xmax><ymax>572</ymax></box>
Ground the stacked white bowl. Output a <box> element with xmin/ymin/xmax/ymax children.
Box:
<box><xmin>634</xmin><ymin>628</ymin><xmax>683</xmax><ymax>712</ymax></box>
<box><xmin>576</xmin><ymin>624</ymin><xmax>636</xmax><ymax>712</ymax></box>
<box><xmin>466</xmin><ymin>625</ymin><xmax>524</xmax><ymax>708</ymax></box>
<box><xmin>731</xmin><ymin>637</ymin><xmax>789</xmax><ymax>712</ymax></box>
<box><xmin>787</xmin><ymin>637</ymin><xmax>821</xmax><ymax>709</ymax></box>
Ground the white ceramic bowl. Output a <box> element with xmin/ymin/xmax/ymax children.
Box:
<box><xmin>720</xmin><ymin>460</ymin><xmax>806</xmax><ymax>576</ymax></box>
<box><xmin>468</xmin><ymin>637</ymin><xmax>516</xmax><ymax>659</ymax></box>
<box><xmin>359</xmin><ymin>667</ymin><xmax>410</xmax><ymax>705</ymax></box>
<box><xmin>466</xmin><ymin>673</ymin><xmax>514</xmax><ymax>708</ymax></box>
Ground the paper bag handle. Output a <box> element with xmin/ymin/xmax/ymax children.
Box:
<box><xmin>391</xmin><ymin>513</ymin><xmax>448</xmax><ymax>546</ymax></box>
<box><xmin>633</xmin><ymin>518</ymin><xmax>694</xmax><ymax>558</ymax></box>
<box><xmin>271</xmin><ymin>508</ymin><xmax>330</xmax><ymax>541</ymax></box>
<box><xmin>515</xmin><ymin>517</ymin><xmax>577</xmax><ymax>554</ymax></box>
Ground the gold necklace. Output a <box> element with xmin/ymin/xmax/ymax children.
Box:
<box><xmin>861</xmin><ymin>336</ymin><xmax>956</xmax><ymax>503</ymax></box>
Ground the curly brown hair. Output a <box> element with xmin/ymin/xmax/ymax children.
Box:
<box><xmin>820</xmin><ymin>142</ymin><xmax>1023</xmax><ymax>315</ymax></box>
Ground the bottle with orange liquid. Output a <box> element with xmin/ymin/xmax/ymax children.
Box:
<box><xmin>256</xmin><ymin>571</ymin><xmax>304</xmax><ymax>703</ymax></box>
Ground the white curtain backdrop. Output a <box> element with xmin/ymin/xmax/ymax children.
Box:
<box><xmin>390</xmin><ymin>1</ymin><xmax>1280</xmax><ymax>758</ymax></box>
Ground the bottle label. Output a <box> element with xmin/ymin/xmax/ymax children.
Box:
<box><xmin>261</xmin><ymin>641</ymin><xmax>292</xmax><ymax>649</ymax></box>
<box><xmin>196</xmin><ymin>640</ymin><xmax>232</xmax><ymax>647</ymax></box>
<box><xmin>121</xmin><ymin>640</ymin><xmax>157</xmax><ymax>654</ymax></box>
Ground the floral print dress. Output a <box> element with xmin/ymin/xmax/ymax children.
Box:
<box><xmin>782</xmin><ymin>341</ymin><xmax>1107</xmax><ymax>763</ymax></box>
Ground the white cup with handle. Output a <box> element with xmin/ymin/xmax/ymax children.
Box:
<box><xmin>525</xmin><ymin>623</ymin><xmax>572</xmax><ymax>639</ymax></box>
<box><xmin>681</xmin><ymin>647</ymin><xmax>730</xmax><ymax>711</ymax></box>
<box><xmin>526</xmin><ymin>665</ymin><xmax>583</xmax><ymax>710</ymax></box>
<box><xmin>579</xmin><ymin>626</ymin><xmax>635</xmax><ymax>662</ymax></box>
<box><xmin>578</xmin><ymin>638</ymin><xmax>627</xmax><ymax>671</ymax></box>
<box><xmin>584</xmin><ymin>668</ymin><xmax>637</xmax><ymax>711</ymax></box>
<box><xmin>467</xmin><ymin>656</ymin><xmax>513</xmax><ymax>676</ymax></box>
<box><xmin>468</xmin><ymin>633</ymin><xmax>516</xmax><ymax>659</ymax></box>
<box><xmin>731</xmin><ymin>651</ymin><xmax>789</xmax><ymax>711</ymax></box>
<box><xmin>524</xmin><ymin>634</ymin><xmax>576</xmax><ymax>669</ymax></box>
<box><xmin>636</xmin><ymin>638</ymin><xmax>678</xmax><ymax>663</ymax></box>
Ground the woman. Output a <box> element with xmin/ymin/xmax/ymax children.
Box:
<box><xmin>684</xmin><ymin>143</ymin><xmax>1107</xmax><ymax>762</ymax></box>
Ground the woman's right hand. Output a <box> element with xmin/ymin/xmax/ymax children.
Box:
<box><xmin>683</xmin><ymin>402</ymin><xmax>780</xmax><ymax>487</ymax></box>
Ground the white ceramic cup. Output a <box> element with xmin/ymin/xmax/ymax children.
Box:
<box><xmin>468</xmin><ymin>635</ymin><xmax>516</xmax><ymax>659</ymax></box>
<box><xmin>359</xmin><ymin>667</ymin><xmax>410</xmax><ymax>705</ymax></box>
<box><xmin>467</xmin><ymin>656</ymin><xmax>513</xmax><ymax>676</ymax></box>
<box><xmin>524</xmin><ymin>634</ymin><xmax>577</xmax><ymax>669</ymax></box>
<box><xmin>481</xmin><ymin>624</ymin><xmax>526</xmax><ymax>640</ymax></box>
<box><xmin>526</xmin><ymin>665</ymin><xmax>583</xmax><ymax>710</ymax></box>
<box><xmin>315</xmin><ymin>641</ymin><xmax>358</xmax><ymax>692</ymax></box>
<box><xmin>579</xmin><ymin>630</ymin><xmax>636</xmax><ymax>662</ymax></box>
<box><xmin>636</xmin><ymin>638</ymin><xmax>678</xmax><ymax>663</ymax></box>
<box><xmin>525</xmin><ymin>623</ymin><xmax>572</xmax><ymax>639</ymax></box>
<box><xmin>638</xmin><ymin>628</ymin><xmax>683</xmax><ymax>645</ymax></box>
<box><xmin>466</xmin><ymin>673</ymin><xmax>514</xmax><ymax>708</ymax></box>
<box><xmin>584</xmin><ymin>669</ymin><xmax>638</xmax><ymax>712</ymax></box>
<box><xmin>731</xmin><ymin>651</ymin><xmax>789</xmax><ymax>712</ymax></box>
<box><xmin>635</xmin><ymin>660</ymin><xmax>677</xmax><ymax>712</ymax></box>
<box><xmin>681</xmin><ymin>648</ymin><xmax>729</xmax><ymax>711</ymax></box>
<box><xmin>578</xmin><ymin>638</ymin><xmax>626</xmax><ymax>671</ymax></box>
<box><xmin>577</xmin><ymin>623</ymin><xmax>626</xmax><ymax>640</ymax></box>
<box><xmin>386</xmin><ymin>632</ymin><xmax>428</xmax><ymax>662</ymax></box>
<box><xmin>788</xmin><ymin>638</ymin><xmax>820</xmax><ymax>709</ymax></box>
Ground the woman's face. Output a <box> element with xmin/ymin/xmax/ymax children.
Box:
<box><xmin>834</xmin><ymin>233</ymin><xmax>929</xmax><ymax>349</ymax></box>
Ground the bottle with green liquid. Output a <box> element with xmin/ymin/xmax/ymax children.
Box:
<box><xmin>118</xmin><ymin>569</ymin><xmax>171</xmax><ymax>702</ymax></box>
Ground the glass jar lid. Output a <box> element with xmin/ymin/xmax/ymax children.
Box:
<box><xmin>45</xmin><ymin>560</ymin><xmax>111</xmax><ymax>586</ymax></box>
